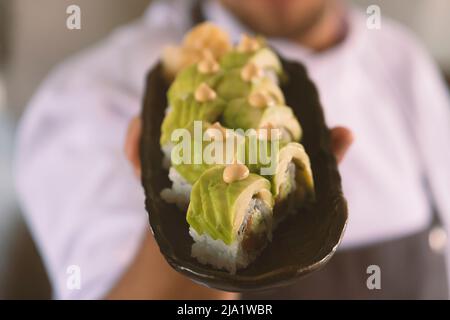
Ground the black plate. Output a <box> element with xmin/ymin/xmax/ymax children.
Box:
<box><xmin>140</xmin><ymin>58</ymin><xmax>348</xmax><ymax>292</ymax></box>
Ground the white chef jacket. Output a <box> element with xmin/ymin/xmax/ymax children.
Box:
<box><xmin>15</xmin><ymin>0</ymin><xmax>450</xmax><ymax>299</ymax></box>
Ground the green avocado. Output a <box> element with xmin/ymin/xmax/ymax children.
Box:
<box><xmin>171</xmin><ymin>122</ymin><xmax>211</xmax><ymax>184</ymax></box>
<box><xmin>172</xmin><ymin>122</ymin><xmax>234</xmax><ymax>184</ymax></box>
<box><xmin>173</xmin><ymin>126</ymin><xmax>279</xmax><ymax>185</ymax></box>
<box><xmin>167</xmin><ymin>64</ymin><xmax>223</xmax><ymax>105</ymax></box>
<box><xmin>160</xmin><ymin>94</ymin><xmax>226</xmax><ymax>146</ymax></box>
<box><xmin>239</xmin><ymin>136</ymin><xmax>285</xmax><ymax>177</ymax></box>
<box><xmin>241</xmin><ymin>141</ymin><xmax>314</xmax><ymax>201</ymax></box>
<box><xmin>220</xmin><ymin>48</ymin><xmax>282</xmax><ymax>75</ymax></box>
<box><xmin>220</xmin><ymin>51</ymin><xmax>252</xmax><ymax>70</ymax></box>
<box><xmin>272</xmin><ymin>143</ymin><xmax>315</xmax><ymax>201</ymax></box>
<box><xmin>216</xmin><ymin>71</ymin><xmax>285</xmax><ymax>104</ymax></box>
<box><xmin>187</xmin><ymin>165</ymin><xmax>273</xmax><ymax>245</ymax></box>
<box><xmin>215</xmin><ymin>68</ymin><xmax>252</xmax><ymax>101</ymax></box>
<box><xmin>223</xmin><ymin>98</ymin><xmax>302</xmax><ymax>142</ymax></box>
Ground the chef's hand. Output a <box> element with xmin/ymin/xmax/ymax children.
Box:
<box><xmin>124</xmin><ymin>116</ymin><xmax>353</xmax><ymax>177</ymax></box>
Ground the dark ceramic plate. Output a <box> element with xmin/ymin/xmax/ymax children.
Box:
<box><xmin>140</xmin><ymin>58</ymin><xmax>348</xmax><ymax>292</ymax></box>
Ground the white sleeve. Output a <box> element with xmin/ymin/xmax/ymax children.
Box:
<box><xmin>404</xmin><ymin>38</ymin><xmax>450</xmax><ymax>271</ymax></box>
<box><xmin>407</xmin><ymin>44</ymin><xmax>450</xmax><ymax>221</ymax></box>
<box><xmin>14</xmin><ymin>67</ymin><xmax>149</xmax><ymax>299</ymax></box>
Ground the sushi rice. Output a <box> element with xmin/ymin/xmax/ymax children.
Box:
<box><xmin>160</xmin><ymin>167</ymin><xmax>192</xmax><ymax>210</ymax></box>
<box><xmin>190</xmin><ymin>197</ymin><xmax>272</xmax><ymax>274</ymax></box>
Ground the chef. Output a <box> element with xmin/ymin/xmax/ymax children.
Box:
<box><xmin>15</xmin><ymin>0</ymin><xmax>450</xmax><ymax>299</ymax></box>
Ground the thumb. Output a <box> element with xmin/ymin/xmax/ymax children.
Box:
<box><xmin>330</xmin><ymin>126</ymin><xmax>353</xmax><ymax>163</ymax></box>
<box><xmin>124</xmin><ymin>116</ymin><xmax>142</xmax><ymax>178</ymax></box>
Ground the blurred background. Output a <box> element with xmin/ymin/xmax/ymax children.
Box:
<box><xmin>0</xmin><ymin>0</ymin><xmax>449</xmax><ymax>299</ymax></box>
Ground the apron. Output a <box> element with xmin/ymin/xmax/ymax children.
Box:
<box><xmin>189</xmin><ymin>0</ymin><xmax>449</xmax><ymax>299</ymax></box>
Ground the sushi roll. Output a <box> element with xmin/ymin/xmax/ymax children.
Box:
<box><xmin>268</xmin><ymin>142</ymin><xmax>315</xmax><ymax>225</ymax></box>
<box><xmin>187</xmin><ymin>164</ymin><xmax>274</xmax><ymax>274</ymax></box>
<box><xmin>242</xmin><ymin>138</ymin><xmax>314</xmax><ymax>205</ymax></box>
<box><xmin>161</xmin><ymin>50</ymin><xmax>225</xmax><ymax>166</ymax></box>
<box><xmin>162</xmin><ymin>22</ymin><xmax>232</xmax><ymax>79</ymax></box>
<box><xmin>216</xmin><ymin>36</ymin><xmax>284</xmax><ymax>102</ymax></box>
<box><xmin>235</xmin><ymin>133</ymin><xmax>314</xmax><ymax>225</ymax></box>
<box><xmin>167</xmin><ymin>51</ymin><xmax>224</xmax><ymax>106</ymax></box>
<box><xmin>223</xmin><ymin>95</ymin><xmax>302</xmax><ymax>142</ymax></box>
<box><xmin>161</xmin><ymin>122</ymin><xmax>238</xmax><ymax>210</ymax></box>
<box><xmin>215</xmin><ymin>65</ymin><xmax>285</xmax><ymax>103</ymax></box>
<box><xmin>220</xmin><ymin>34</ymin><xmax>283</xmax><ymax>83</ymax></box>
<box><xmin>271</xmin><ymin>143</ymin><xmax>314</xmax><ymax>199</ymax></box>
<box><xmin>160</xmin><ymin>84</ymin><xmax>226</xmax><ymax>145</ymax></box>
<box><xmin>160</xmin><ymin>83</ymin><xmax>226</xmax><ymax>164</ymax></box>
